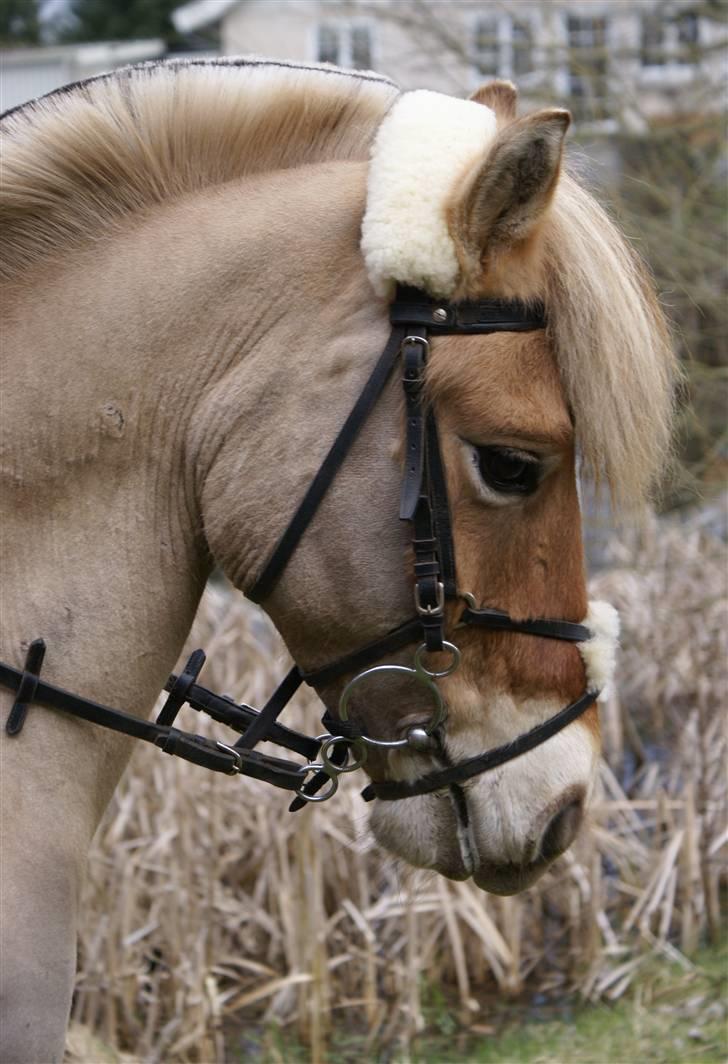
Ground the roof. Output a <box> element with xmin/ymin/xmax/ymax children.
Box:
<box><xmin>172</xmin><ymin>0</ymin><xmax>241</xmax><ymax>34</ymax></box>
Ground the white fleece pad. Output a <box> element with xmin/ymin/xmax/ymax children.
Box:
<box><xmin>578</xmin><ymin>600</ymin><xmax>620</xmax><ymax>702</ymax></box>
<box><xmin>361</xmin><ymin>90</ymin><xmax>498</xmax><ymax>298</ymax></box>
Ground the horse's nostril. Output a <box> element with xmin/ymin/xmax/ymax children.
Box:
<box><xmin>540</xmin><ymin>796</ymin><xmax>584</xmax><ymax>861</ymax></box>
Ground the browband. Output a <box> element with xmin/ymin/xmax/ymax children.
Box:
<box><xmin>390</xmin><ymin>286</ymin><xmax>547</xmax><ymax>333</ymax></box>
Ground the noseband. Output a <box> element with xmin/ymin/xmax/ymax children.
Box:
<box><xmin>1</xmin><ymin>286</ymin><xmax>598</xmax><ymax>809</ymax></box>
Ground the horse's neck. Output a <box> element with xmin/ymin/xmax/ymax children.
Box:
<box><xmin>1</xmin><ymin>161</ymin><xmax>379</xmax><ymax>759</ymax></box>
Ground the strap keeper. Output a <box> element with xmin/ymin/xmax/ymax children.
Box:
<box><xmin>414</xmin><ymin>560</ymin><xmax>441</xmax><ymax>578</ymax></box>
<box><xmin>157</xmin><ymin>649</ymin><xmax>206</xmax><ymax>726</ymax></box>
<box><xmin>6</xmin><ymin>639</ymin><xmax>46</xmax><ymax>736</ymax></box>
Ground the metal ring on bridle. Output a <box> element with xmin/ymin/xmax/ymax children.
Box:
<box><xmin>318</xmin><ymin>734</ymin><xmax>367</xmax><ymax>774</ymax></box>
<box><xmin>294</xmin><ymin>763</ymin><xmax>339</xmax><ymax>803</ymax></box>
<box><xmin>338</xmin><ymin>663</ymin><xmax>445</xmax><ymax>749</ymax></box>
<box><xmin>413</xmin><ymin>640</ymin><xmax>461</xmax><ymax>679</ymax></box>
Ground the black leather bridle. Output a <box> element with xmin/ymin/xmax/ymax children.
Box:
<box><xmin>1</xmin><ymin>286</ymin><xmax>597</xmax><ymax>809</ymax></box>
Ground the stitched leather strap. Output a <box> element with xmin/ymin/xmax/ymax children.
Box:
<box><xmin>390</xmin><ymin>286</ymin><xmax>547</xmax><ymax>334</ymax></box>
<box><xmin>0</xmin><ymin>655</ymin><xmax>310</xmax><ymax>790</ymax></box>
<box><xmin>361</xmin><ymin>687</ymin><xmax>598</xmax><ymax>801</ymax></box>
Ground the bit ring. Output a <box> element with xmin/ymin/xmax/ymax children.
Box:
<box><xmin>338</xmin><ymin>663</ymin><xmax>445</xmax><ymax>748</ymax></box>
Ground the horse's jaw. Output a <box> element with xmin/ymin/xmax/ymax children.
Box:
<box><xmin>367</xmin><ymin>697</ymin><xmax>599</xmax><ymax>895</ymax></box>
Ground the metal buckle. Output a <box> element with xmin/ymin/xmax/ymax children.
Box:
<box><xmin>414</xmin><ymin>580</ymin><xmax>445</xmax><ymax>616</ymax></box>
<box><xmin>215</xmin><ymin>741</ymin><xmax>243</xmax><ymax>775</ymax></box>
<box><xmin>403</xmin><ymin>334</ymin><xmax>429</xmax><ymax>349</ymax></box>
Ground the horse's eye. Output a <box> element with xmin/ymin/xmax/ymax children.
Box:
<box><xmin>475</xmin><ymin>446</ymin><xmax>541</xmax><ymax>495</ymax></box>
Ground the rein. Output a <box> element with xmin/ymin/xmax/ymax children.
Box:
<box><xmin>1</xmin><ymin>286</ymin><xmax>598</xmax><ymax>810</ymax></box>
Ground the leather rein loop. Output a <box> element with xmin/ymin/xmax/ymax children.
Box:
<box><xmin>1</xmin><ymin>286</ymin><xmax>600</xmax><ymax>809</ymax></box>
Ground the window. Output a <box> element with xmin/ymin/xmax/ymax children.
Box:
<box><xmin>641</xmin><ymin>9</ymin><xmax>701</xmax><ymax>69</ymax></box>
<box><xmin>317</xmin><ymin>22</ymin><xmax>372</xmax><ymax>70</ymax></box>
<box><xmin>567</xmin><ymin>15</ymin><xmax>610</xmax><ymax>120</ymax></box>
<box><xmin>474</xmin><ymin>18</ymin><xmax>500</xmax><ymax>78</ymax></box>
<box><xmin>511</xmin><ymin>19</ymin><xmax>533</xmax><ymax>77</ymax></box>
<box><xmin>676</xmin><ymin>11</ymin><xmax>699</xmax><ymax>60</ymax></box>
<box><xmin>318</xmin><ymin>24</ymin><xmax>339</xmax><ymax>65</ymax></box>
<box><xmin>641</xmin><ymin>13</ymin><xmax>665</xmax><ymax>66</ymax></box>
<box><xmin>350</xmin><ymin>25</ymin><xmax>372</xmax><ymax>70</ymax></box>
<box><xmin>473</xmin><ymin>16</ymin><xmax>535</xmax><ymax>80</ymax></box>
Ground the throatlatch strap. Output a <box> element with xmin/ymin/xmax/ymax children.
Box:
<box><xmin>248</xmin><ymin>324</ymin><xmax>408</xmax><ymax>603</ymax></box>
<box><xmin>300</xmin><ymin>617</ymin><xmax>424</xmax><ymax>689</ymax></box>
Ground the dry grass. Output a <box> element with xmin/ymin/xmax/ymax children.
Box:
<box><xmin>67</xmin><ymin>507</ymin><xmax>726</xmax><ymax>1062</ymax></box>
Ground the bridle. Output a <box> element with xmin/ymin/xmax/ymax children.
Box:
<box><xmin>1</xmin><ymin>286</ymin><xmax>598</xmax><ymax>809</ymax></box>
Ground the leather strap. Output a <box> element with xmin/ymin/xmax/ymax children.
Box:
<box><xmin>461</xmin><ymin>607</ymin><xmax>590</xmax><ymax>643</ymax></box>
<box><xmin>5</xmin><ymin>639</ymin><xmax>45</xmax><ymax>736</ymax></box>
<box><xmin>425</xmin><ymin>412</ymin><xmax>457</xmax><ymax>599</ymax></box>
<box><xmin>300</xmin><ymin>616</ymin><xmax>424</xmax><ymax>689</ymax></box>
<box><xmin>361</xmin><ymin>687</ymin><xmax>598</xmax><ymax>801</ymax></box>
<box><xmin>0</xmin><ymin>654</ymin><xmax>311</xmax><ymax>790</ymax></box>
<box><xmin>166</xmin><ymin>669</ymin><xmax>319</xmax><ymax>760</ymax></box>
<box><xmin>248</xmin><ymin>324</ymin><xmax>408</xmax><ymax>603</ymax></box>
<box><xmin>390</xmin><ymin>286</ymin><xmax>547</xmax><ymax>334</ymax></box>
<box><xmin>399</xmin><ymin>337</ymin><xmax>428</xmax><ymax>520</ymax></box>
<box><xmin>157</xmin><ymin>648</ymin><xmax>206</xmax><ymax>726</ymax></box>
<box><xmin>234</xmin><ymin>666</ymin><xmax>302</xmax><ymax>751</ymax></box>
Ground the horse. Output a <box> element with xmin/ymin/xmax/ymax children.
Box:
<box><xmin>0</xmin><ymin>57</ymin><xmax>677</xmax><ymax>1062</ymax></box>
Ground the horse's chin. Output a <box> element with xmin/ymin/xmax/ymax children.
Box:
<box><xmin>368</xmin><ymin>737</ymin><xmax>593</xmax><ymax>895</ymax></box>
<box><xmin>369</xmin><ymin>806</ymin><xmax>558</xmax><ymax>895</ymax></box>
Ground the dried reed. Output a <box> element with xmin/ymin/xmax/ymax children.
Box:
<box><xmin>67</xmin><ymin>508</ymin><xmax>727</xmax><ymax>1062</ymax></box>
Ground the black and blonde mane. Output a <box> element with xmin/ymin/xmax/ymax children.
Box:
<box><xmin>0</xmin><ymin>58</ymin><xmax>677</xmax><ymax>506</ymax></box>
<box><xmin>0</xmin><ymin>57</ymin><xmax>398</xmax><ymax>282</ymax></box>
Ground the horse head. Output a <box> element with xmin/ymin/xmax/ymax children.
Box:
<box><xmin>191</xmin><ymin>80</ymin><xmax>672</xmax><ymax>893</ymax></box>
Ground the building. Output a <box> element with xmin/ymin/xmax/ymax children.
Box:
<box><xmin>0</xmin><ymin>39</ymin><xmax>166</xmax><ymax>114</ymax></box>
<box><xmin>172</xmin><ymin>0</ymin><xmax>725</xmax><ymax>130</ymax></box>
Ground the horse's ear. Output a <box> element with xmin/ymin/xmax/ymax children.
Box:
<box><xmin>469</xmin><ymin>80</ymin><xmax>518</xmax><ymax>123</ymax></box>
<box><xmin>449</xmin><ymin>108</ymin><xmax>570</xmax><ymax>272</ymax></box>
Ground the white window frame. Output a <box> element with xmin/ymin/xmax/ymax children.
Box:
<box><xmin>468</xmin><ymin>9</ymin><xmax>543</xmax><ymax>89</ymax></box>
<box><xmin>311</xmin><ymin>19</ymin><xmax>376</xmax><ymax>72</ymax></box>
<box><xmin>638</xmin><ymin>8</ymin><xmax>701</xmax><ymax>84</ymax></box>
<box><xmin>555</xmin><ymin>7</ymin><xmax>616</xmax><ymax>130</ymax></box>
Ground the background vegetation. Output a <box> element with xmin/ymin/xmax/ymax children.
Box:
<box><xmin>2</xmin><ymin>2</ymin><xmax>724</xmax><ymax>1060</ymax></box>
<box><xmin>65</xmin><ymin>512</ymin><xmax>725</xmax><ymax>1061</ymax></box>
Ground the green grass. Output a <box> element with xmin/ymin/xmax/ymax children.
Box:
<box><xmin>231</xmin><ymin>943</ymin><xmax>727</xmax><ymax>1063</ymax></box>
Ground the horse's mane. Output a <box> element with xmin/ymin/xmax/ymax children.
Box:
<box><xmin>0</xmin><ymin>58</ymin><xmax>676</xmax><ymax>507</ymax></box>
<box><xmin>0</xmin><ymin>57</ymin><xmax>399</xmax><ymax>283</ymax></box>
<box><xmin>544</xmin><ymin>174</ymin><xmax>678</xmax><ymax>508</ymax></box>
